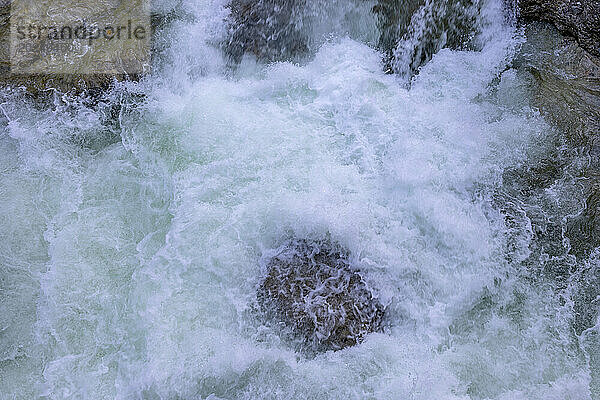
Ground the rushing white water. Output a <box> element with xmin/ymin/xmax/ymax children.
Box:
<box><xmin>0</xmin><ymin>0</ymin><xmax>597</xmax><ymax>399</ymax></box>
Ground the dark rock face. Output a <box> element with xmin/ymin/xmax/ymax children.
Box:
<box><xmin>256</xmin><ymin>240</ymin><xmax>385</xmax><ymax>354</ymax></box>
<box><xmin>223</xmin><ymin>0</ymin><xmax>309</xmax><ymax>65</ymax></box>
<box><xmin>519</xmin><ymin>0</ymin><xmax>600</xmax><ymax>56</ymax></box>
<box><xmin>0</xmin><ymin>1</ymin><xmax>9</xmax><ymax>78</ymax></box>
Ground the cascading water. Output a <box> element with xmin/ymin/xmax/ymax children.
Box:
<box><xmin>1</xmin><ymin>0</ymin><xmax>598</xmax><ymax>399</ymax></box>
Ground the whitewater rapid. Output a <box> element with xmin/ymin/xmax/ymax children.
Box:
<box><xmin>0</xmin><ymin>0</ymin><xmax>597</xmax><ymax>399</ymax></box>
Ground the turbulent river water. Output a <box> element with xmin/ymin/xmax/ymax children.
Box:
<box><xmin>1</xmin><ymin>0</ymin><xmax>599</xmax><ymax>399</ymax></box>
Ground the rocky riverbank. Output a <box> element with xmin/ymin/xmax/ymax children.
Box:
<box><xmin>507</xmin><ymin>20</ymin><xmax>600</xmax><ymax>397</ymax></box>
<box><xmin>518</xmin><ymin>0</ymin><xmax>600</xmax><ymax>56</ymax></box>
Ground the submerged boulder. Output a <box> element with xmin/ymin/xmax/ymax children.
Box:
<box><xmin>256</xmin><ymin>239</ymin><xmax>385</xmax><ymax>354</ymax></box>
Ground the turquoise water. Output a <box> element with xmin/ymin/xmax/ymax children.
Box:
<box><xmin>0</xmin><ymin>0</ymin><xmax>597</xmax><ymax>399</ymax></box>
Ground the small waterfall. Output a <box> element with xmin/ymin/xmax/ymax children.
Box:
<box><xmin>380</xmin><ymin>0</ymin><xmax>481</xmax><ymax>76</ymax></box>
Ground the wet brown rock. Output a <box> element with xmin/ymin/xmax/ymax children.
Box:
<box><xmin>256</xmin><ymin>239</ymin><xmax>385</xmax><ymax>354</ymax></box>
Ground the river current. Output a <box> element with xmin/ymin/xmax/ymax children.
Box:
<box><xmin>1</xmin><ymin>0</ymin><xmax>598</xmax><ymax>399</ymax></box>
